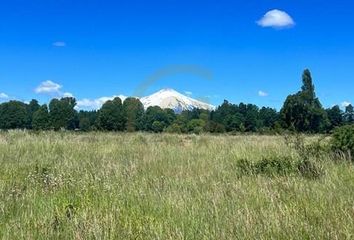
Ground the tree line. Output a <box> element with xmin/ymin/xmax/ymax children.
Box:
<box><xmin>0</xmin><ymin>69</ymin><xmax>353</xmax><ymax>133</ymax></box>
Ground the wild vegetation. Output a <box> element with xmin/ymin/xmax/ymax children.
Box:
<box><xmin>0</xmin><ymin>69</ymin><xmax>353</xmax><ymax>133</ymax></box>
<box><xmin>0</xmin><ymin>131</ymin><xmax>354</xmax><ymax>239</ymax></box>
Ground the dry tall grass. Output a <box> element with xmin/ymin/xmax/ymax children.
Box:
<box><xmin>0</xmin><ymin>131</ymin><xmax>353</xmax><ymax>239</ymax></box>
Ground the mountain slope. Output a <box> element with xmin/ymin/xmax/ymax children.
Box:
<box><xmin>140</xmin><ymin>89</ymin><xmax>215</xmax><ymax>112</ymax></box>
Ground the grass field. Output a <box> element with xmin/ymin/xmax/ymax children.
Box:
<box><xmin>0</xmin><ymin>131</ymin><xmax>354</xmax><ymax>239</ymax></box>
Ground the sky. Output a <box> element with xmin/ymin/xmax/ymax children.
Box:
<box><xmin>0</xmin><ymin>0</ymin><xmax>353</xmax><ymax>110</ymax></box>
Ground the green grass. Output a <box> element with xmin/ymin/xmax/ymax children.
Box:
<box><xmin>0</xmin><ymin>131</ymin><xmax>353</xmax><ymax>239</ymax></box>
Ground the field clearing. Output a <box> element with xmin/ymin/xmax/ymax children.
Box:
<box><xmin>0</xmin><ymin>131</ymin><xmax>354</xmax><ymax>239</ymax></box>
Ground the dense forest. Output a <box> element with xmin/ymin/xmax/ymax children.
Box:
<box><xmin>0</xmin><ymin>69</ymin><xmax>353</xmax><ymax>133</ymax></box>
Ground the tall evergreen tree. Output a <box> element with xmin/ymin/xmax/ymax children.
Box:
<box><xmin>344</xmin><ymin>104</ymin><xmax>354</xmax><ymax>124</ymax></box>
<box><xmin>280</xmin><ymin>69</ymin><xmax>329</xmax><ymax>132</ymax></box>
<box><xmin>301</xmin><ymin>69</ymin><xmax>316</xmax><ymax>103</ymax></box>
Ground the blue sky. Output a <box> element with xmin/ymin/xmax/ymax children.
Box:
<box><xmin>0</xmin><ymin>0</ymin><xmax>353</xmax><ymax>110</ymax></box>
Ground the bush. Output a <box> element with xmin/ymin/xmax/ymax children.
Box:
<box><xmin>236</xmin><ymin>156</ymin><xmax>323</xmax><ymax>179</ymax></box>
<box><xmin>187</xmin><ymin>119</ymin><xmax>205</xmax><ymax>134</ymax></box>
<box><xmin>331</xmin><ymin>125</ymin><xmax>354</xmax><ymax>161</ymax></box>
<box><xmin>151</xmin><ymin>121</ymin><xmax>165</xmax><ymax>133</ymax></box>
<box><xmin>205</xmin><ymin>121</ymin><xmax>226</xmax><ymax>133</ymax></box>
<box><xmin>164</xmin><ymin>123</ymin><xmax>182</xmax><ymax>134</ymax></box>
<box><xmin>236</xmin><ymin>159</ymin><xmax>254</xmax><ymax>175</ymax></box>
<box><xmin>254</xmin><ymin>157</ymin><xmax>294</xmax><ymax>176</ymax></box>
<box><xmin>284</xmin><ymin>133</ymin><xmax>329</xmax><ymax>161</ymax></box>
<box><xmin>297</xmin><ymin>159</ymin><xmax>323</xmax><ymax>179</ymax></box>
<box><xmin>237</xmin><ymin>156</ymin><xmax>295</xmax><ymax>177</ymax></box>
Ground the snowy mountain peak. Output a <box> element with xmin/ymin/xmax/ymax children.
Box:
<box><xmin>159</xmin><ymin>88</ymin><xmax>175</xmax><ymax>92</ymax></box>
<box><xmin>140</xmin><ymin>89</ymin><xmax>215</xmax><ymax>113</ymax></box>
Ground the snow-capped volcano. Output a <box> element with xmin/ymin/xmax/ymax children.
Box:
<box><xmin>140</xmin><ymin>89</ymin><xmax>215</xmax><ymax>112</ymax></box>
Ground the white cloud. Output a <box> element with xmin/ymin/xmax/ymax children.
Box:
<box><xmin>117</xmin><ymin>95</ymin><xmax>127</xmax><ymax>102</ymax></box>
<box><xmin>341</xmin><ymin>101</ymin><xmax>351</xmax><ymax>107</ymax></box>
<box><xmin>35</xmin><ymin>80</ymin><xmax>62</xmax><ymax>94</ymax></box>
<box><xmin>35</xmin><ymin>81</ymin><xmax>76</xmax><ymax>99</ymax></box>
<box><xmin>76</xmin><ymin>99</ymin><xmax>101</xmax><ymax>110</ymax></box>
<box><xmin>184</xmin><ymin>91</ymin><xmax>192</xmax><ymax>95</ymax></box>
<box><xmin>63</xmin><ymin>92</ymin><xmax>74</xmax><ymax>98</ymax></box>
<box><xmin>76</xmin><ymin>95</ymin><xmax>127</xmax><ymax>110</ymax></box>
<box><xmin>35</xmin><ymin>81</ymin><xmax>128</xmax><ymax>110</ymax></box>
<box><xmin>0</xmin><ymin>93</ymin><xmax>9</xmax><ymax>99</ymax></box>
<box><xmin>53</xmin><ymin>41</ymin><xmax>66</xmax><ymax>47</ymax></box>
<box><xmin>258</xmin><ymin>90</ymin><xmax>268</xmax><ymax>97</ymax></box>
<box><xmin>257</xmin><ymin>9</ymin><xmax>295</xmax><ymax>28</ymax></box>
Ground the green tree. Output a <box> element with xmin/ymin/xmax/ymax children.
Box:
<box><xmin>224</xmin><ymin>113</ymin><xmax>244</xmax><ymax>132</ymax></box>
<box><xmin>344</xmin><ymin>104</ymin><xmax>354</xmax><ymax>124</ymax></box>
<box><xmin>259</xmin><ymin>107</ymin><xmax>279</xmax><ymax>128</ymax></box>
<box><xmin>165</xmin><ymin>123</ymin><xmax>183</xmax><ymax>133</ymax></box>
<box><xmin>301</xmin><ymin>69</ymin><xmax>316</xmax><ymax>102</ymax></box>
<box><xmin>212</xmin><ymin>100</ymin><xmax>237</xmax><ymax>125</ymax></box>
<box><xmin>32</xmin><ymin>104</ymin><xmax>50</xmax><ymax>130</ymax></box>
<box><xmin>123</xmin><ymin>98</ymin><xmax>144</xmax><ymax>132</ymax></box>
<box><xmin>78</xmin><ymin>110</ymin><xmax>98</xmax><ymax>130</ymax></box>
<box><xmin>0</xmin><ymin>101</ymin><xmax>30</xmax><ymax>129</ymax></box>
<box><xmin>49</xmin><ymin>97</ymin><xmax>78</xmax><ymax>130</ymax></box>
<box><xmin>211</xmin><ymin>100</ymin><xmax>239</xmax><ymax>131</ymax></box>
<box><xmin>164</xmin><ymin>109</ymin><xmax>177</xmax><ymax>124</ymax></box>
<box><xmin>79</xmin><ymin>117</ymin><xmax>91</xmax><ymax>131</ymax></box>
<box><xmin>97</xmin><ymin>97</ymin><xmax>125</xmax><ymax>131</ymax></box>
<box><xmin>152</xmin><ymin>121</ymin><xmax>165</xmax><ymax>133</ymax></box>
<box><xmin>187</xmin><ymin>119</ymin><xmax>206</xmax><ymax>134</ymax></box>
<box><xmin>204</xmin><ymin>121</ymin><xmax>226</xmax><ymax>133</ymax></box>
<box><xmin>171</xmin><ymin>114</ymin><xmax>189</xmax><ymax>133</ymax></box>
<box><xmin>326</xmin><ymin>105</ymin><xmax>343</xmax><ymax>130</ymax></box>
<box><xmin>331</xmin><ymin>125</ymin><xmax>354</xmax><ymax>160</ymax></box>
<box><xmin>199</xmin><ymin>110</ymin><xmax>210</xmax><ymax>123</ymax></box>
<box><xmin>27</xmin><ymin>99</ymin><xmax>40</xmax><ymax>128</ymax></box>
<box><xmin>142</xmin><ymin>106</ymin><xmax>172</xmax><ymax>132</ymax></box>
<box><xmin>280</xmin><ymin>69</ymin><xmax>329</xmax><ymax>132</ymax></box>
<box><xmin>244</xmin><ymin>104</ymin><xmax>260</xmax><ymax>131</ymax></box>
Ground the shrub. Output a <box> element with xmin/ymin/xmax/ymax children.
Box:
<box><xmin>165</xmin><ymin>123</ymin><xmax>182</xmax><ymax>134</ymax></box>
<box><xmin>237</xmin><ymin>156</ymin><xmax>296</xmax><ymax>177</ymax></box>
<box><xmin>297</xmin><ymin>159</ymin><xmax>323</xmax><ymax>179</ymax></box>
<box><xmin>331</xmin><ymin>125</ymin><xmax>354</xmax><ymax>161</ymax></box>
<box><xmin>236</xmin><ymin>159</ymin><xmax>254</xmax><ymax>175</ymax></box>
<box><xmin>151</xmin><ymin>121</ymin><xmax>165</xmax><ymax>133</ymax></box>
<box><xmin>254</xmin><ymin>157</ymin><xmax>295</xmax><ymax>176</ymax></box>
<box><xmin>284</xmin><ymin>133</ymin><xmax>329</xmax><ymax>161</ymax></box>
<box><xmin>237</xmin><ymin>156</ymin><xmax>323</xmax><ymax>179</ymax></box>
<box><xmin>187</xmin><ymin>119</ymin><xmax>205</xmax><ymax>134</ymax></box>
